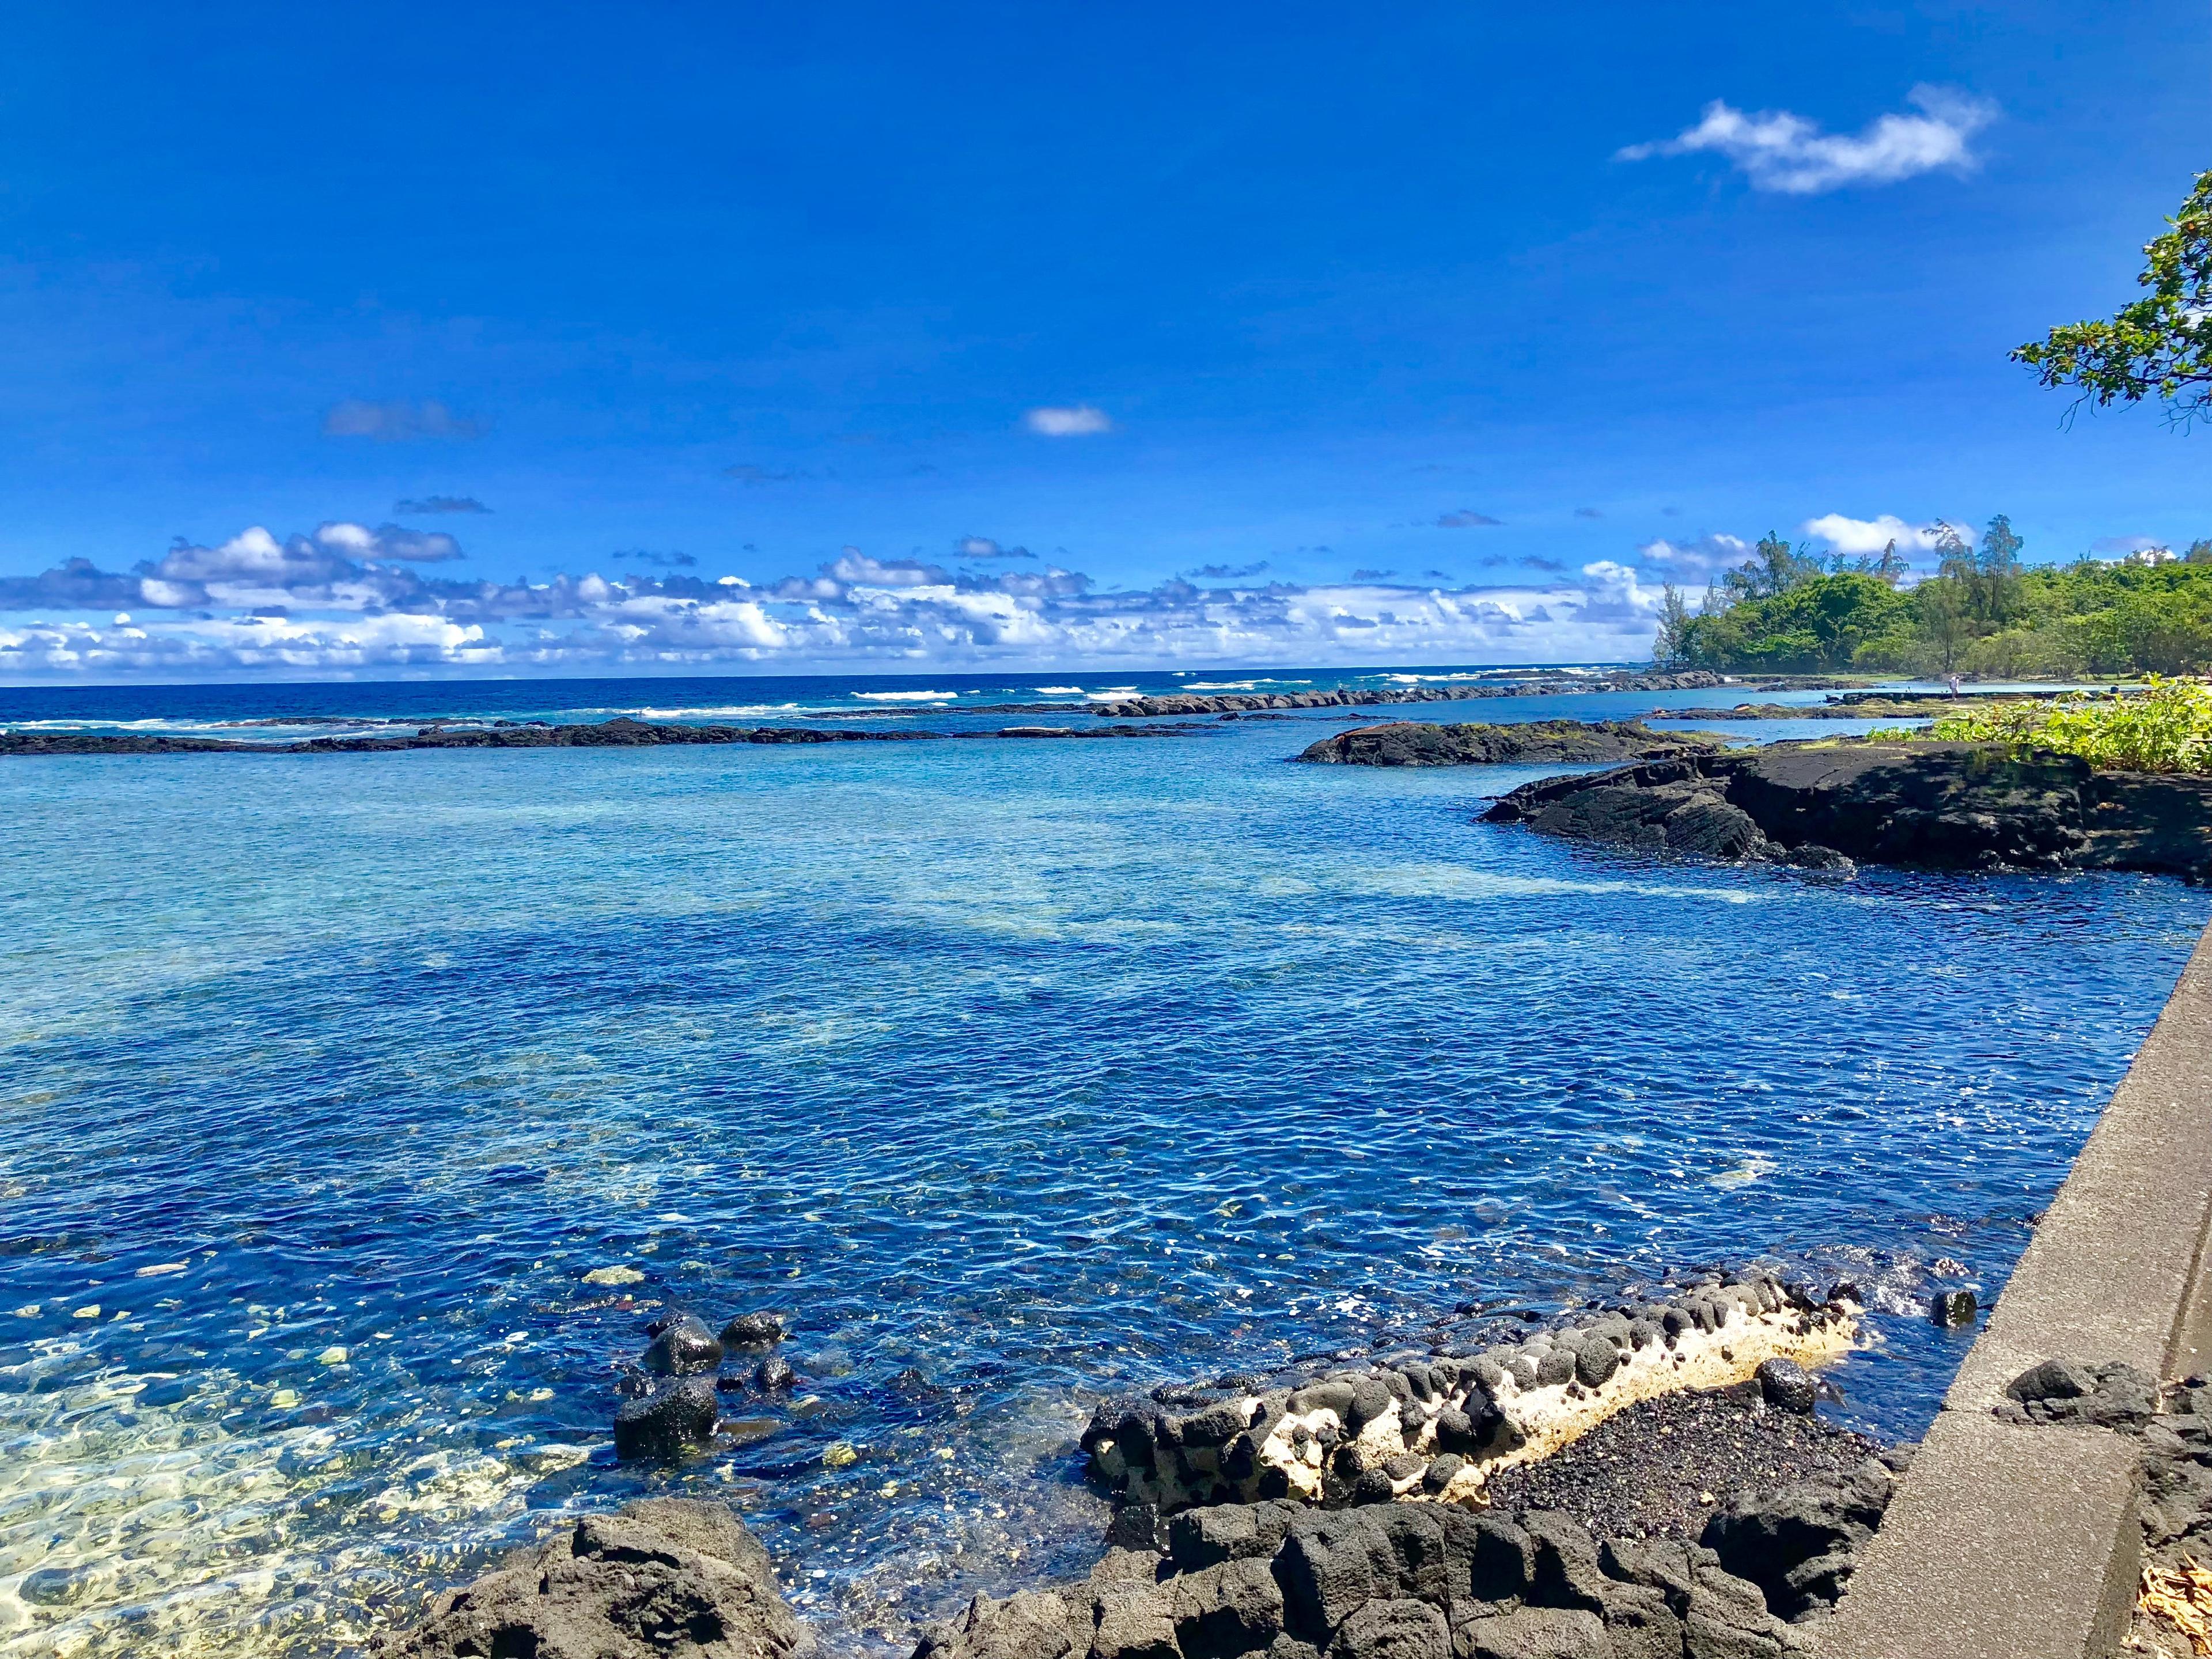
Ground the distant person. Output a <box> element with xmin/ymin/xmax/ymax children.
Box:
<box><xmin>1946</xmin><ymin>673</ymin><xmax>1961</xmax><ymax>698</ymax></box>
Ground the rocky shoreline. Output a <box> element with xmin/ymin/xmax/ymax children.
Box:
<box><xmin>1482</xmin><ymin>741</ymin><xmax>2212</xmax><ymax>880</ymax></box>
<box><xmin>0</xmin><ymin>715</ymin><xmax>1213</xmax><ymax>756</ymax></box>
<box><xmin>1293</xmin><ymin>721</ymin><xmax>1725</xmax><ymax>767</ymax></box>
<box><xmin>375</xmin><ymin>1267</ymin><xmax>1900</xmax><ymax>1659</ymax></box>
<box><xmin>1089</xmin><ymin>672</ymin><xmax>1752</xmax><ymax>719</ymax></box>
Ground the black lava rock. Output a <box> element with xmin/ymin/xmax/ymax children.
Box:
<box><xmin>720</xmin><ymin>1310</ymin><xmax>787</xmax><ymax>1349</ymax></box>
<box><xmin>1997</xmin><ymin>1358</ymin><xmax>2158</xmax><ymax>1429</ymax></box>
<box><xmin>1756</xmin><ymin>1358</ymin><xmax>1817</xmax><ymax>1415</ymax></box>
<box><xmin>612</xmin><ymin>1377</ymin><xmax>718</xmax><ymax>1460</ymax></box>
<box><xmin>1928</xmin><ymin>1289</ymin><xmax>1978</xmax><ymax>1327</ymax></box>
<box><xmin>1700</xmin><ymin>1457</ymin><xmax>1899</xmax><ymax>1621</ymax></box>
<box><xmin>755</xmin><ymin>1354</ymin><xmax>796</xmax><ymax>1391</ymax></box>
<box><xmin>1573</xmin><ymin>1335</ymin><xmax>1619</xmax><ymax>1388</ymax></box>
<box><xmin>642</xmin><ymin>1313</ymin><xmax>723</xmax><ymax>1377</ymax></box>
<box><xmin>1421</xmin><ymin>1455</ymin><xmax>1465</xmax><ymax>1494</ymax></box>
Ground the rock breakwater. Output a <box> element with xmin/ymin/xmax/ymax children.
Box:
<box><xmin>1294</xmin><ymin>720</ymin><xmax>1726</xmax><ymax>768</ymax></box>
<box><xmin>0</xmin><ymin>717</ymin><xmax>1210</xmax><ymax>757</ymax></box>
<box><xmin>1092</xmin><ymin>673</ymin><xmax>1740</xmax><ymax>719</ymax></box>
<box><xmin>1482</xmin><ymin>742</ymin><xmax>2212</xmax><ymax>879</ymax></box>
<box><xmin>1080</xmin><ymin>1271</ymin><xmax>1857</xmax><ymax>1516</ymax></box>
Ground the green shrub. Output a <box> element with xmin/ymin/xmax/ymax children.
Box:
<box><xmin>1890</xmin><ymin>677</ymin><xmax>2212</xmax><ymax>774</ymax></box>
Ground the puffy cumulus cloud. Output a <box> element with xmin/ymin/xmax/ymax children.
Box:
<box><xmin>1619</xmin><ymin>85</ymin><xmax>1997</xmax><ymax>195</ymax></box>
<box><xmin>323</xmin><ymin>399</ymin><xmax>486</xmax><ymax>442</ymax></box>
<box><xmin>0</xmin><ymin>523</ymin><xmax>1685</xmax><ymax>677</ymax></box>
<box><xmin>1801</xmin><ymin>513</ymin><xmax>1948</xmax><ymax>555</ymax></box>
<box><xmin>1023</xmin><ymin>404</ymin><xmax>1112</xmax><ymax>436</ymax></box>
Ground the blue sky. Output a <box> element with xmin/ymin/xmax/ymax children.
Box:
<box><xmin>1</xmin><ymin>1</ymin><xmax>2205</xmax><ymax>679</ymax></box>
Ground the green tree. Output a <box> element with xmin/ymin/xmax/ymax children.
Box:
<box><xmin>1652</xmin><ymin>582</ymin><xmax>1695</xmax><ymax>668</ymax></box>
<box><xmin>1718</xmin><ymin>532</ymin><xmax>1824</xmax><ymax>603</ymax></box>
<box><xmin>2014</xmin><ymin>169</ymin><xmax>2212</xmax><ymax>425</ymax></box>
<box><xmin>1917</xmin><ymin>577</ymin><xmax>1973</xmax><ymax>674</ymax></box>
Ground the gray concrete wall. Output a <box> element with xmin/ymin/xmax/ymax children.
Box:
<box><xmin>1819</xmin><ymin>916</ymin><xmax>2212</xmax><ymax>1659</ymax></box>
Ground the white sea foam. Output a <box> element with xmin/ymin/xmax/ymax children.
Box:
<box><xmin>1032</xmin><ymin>687</ymin><xmax>1084</xmax><ymax>695</ymax></box>
<box><xmin>632</xmin><ymin>704</ymin><xmax>802</xmax><ymax>719</ymax></box>
<box><xmin>853</xmin><ymin>691</ymin><xmax>959</xmax><ymax>702</ymax></box>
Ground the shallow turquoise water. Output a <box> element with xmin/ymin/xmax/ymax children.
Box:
<box><xmin>0</xmin><ymin>674</ymin><xmax>2203</xmax><ymax>1656</ymax></box>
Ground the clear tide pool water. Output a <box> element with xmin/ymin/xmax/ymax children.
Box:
<box><xmin>1</xmin><ymin>668</ymin><xmax>2203</xmax><ymax>1657</ymax></box>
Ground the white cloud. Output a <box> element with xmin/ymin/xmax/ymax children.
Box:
<box><xmin>1618</xmin><ymin>85</ymin><xmax>1997</xmax><ymax>194</ymax></box>
<box><xmin>1634</xmin><ymin>533</ymin><xmax>1752</xmax><ymax>577</ymax></box>
<box><xmin>1023</xmin><ymin>404</ymin><xmax>1112</xmax><ymax>436</ymax></box>
<box><xmin>0</xmin><ymin>521</ymin><xmax>1683</xmax><ymax>678</ymax></box>
<box><xmin>1801</xmin><ymin>513</ymin><xmax>1947</xmax><ymax>555</ymax></box>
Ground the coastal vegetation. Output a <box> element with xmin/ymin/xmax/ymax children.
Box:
<box><xmin>1652</xmin><ymin>522</ymin><xmax>2212</xmax><ymax>677</ymax></box>
<box><xmin>1874</xmin><ymin>677</ymin><xmax>2212</xmax><ymax>775</ymax></box>
<box><xmin>2013</xmin><ymin>167</ymin><xmax>2212</xmax><ymax>425</ymax></box>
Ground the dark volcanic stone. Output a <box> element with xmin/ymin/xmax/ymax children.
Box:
<box><xmin>720</xmin><ymin>1310</ymin><xmax>786</xmax><ymax>1349</ymax></box>
<box><xmin>1279</xmin><ymin>1517</ymin><xmax>1381</xmax><ymax>1637</ymax></box>
<box><xmin>1755</xmin><ymin>1359</ymin><xmax>1816</xmax><ymax>1415</ymax></box>
<box><xmin>1700</xmin><ymin>1457</ymin><xmax>1899</xmax><ymax>1621</ymax></box>
<box><xmin>2007</xmin><ymin>1358</ymin><xmax>2096</xmax><ymax>1403</ymax></box>
<box><xmin>376</xmin><ymin>1497</ymin><xmax>814</xmax><ymax>1659</ymax></box>
<box><xmin>643</xmin><ymin>1313</ymin><xmax>724</xmax><ymax>1377</ymax></box>
<box><xmin>613</xmin><ymin>1377</ymin><xmax>718</xmax><ymax>1460</ymax></box>
<box><xmin>755</xmin><ymin>1354</ymin><xmax>796</xmax><ymax>1391</ymax></box>
<box><xmin>1483</xmin><ymin>741</ymin><xmax>2212</xmax><ymax>880</ymax></box>
<box><xmin>1457</xmin><ymin>1606</ymin><xmax>1607</xmax><ymax>1659</ymax></box>
<box><xmin>918</xmin><ymin>1589</ymin><xmax>1075</xmax><ymax>1659</ymax></box>
<box><xmin>1927</xmin><ymin>1289</ymin><xmax>1978</xmax><ymax>1327</ymax></box>
<box><xmin>1171</xmin><ymin>1558</ymin><xmax>1286</xmax><ymax>1658</ymax></box>
<box><xmin>1523</xmin><ymin>1510</ymin><xmax>1609</xmax><ymax>1613</ymax></box>
<box><xmin>1325</xmin><ymin>1597</ymin><xmax>1448</xmax><ymax>1659</ymax></box>
<box><xmin>1997</xmin><ymin>1358</ymin><xmax>2158</xmax><ymax>1429</ymax></box>
<box><xmin>1573</xmin><ymin>1335</ymin><xmax>1619</xmax><ymax>1388</ymax></box>
<box><xmin>1295</xmin><ymin>720</ymin><xmax>1724</xmax><ymax>769</ymax></box>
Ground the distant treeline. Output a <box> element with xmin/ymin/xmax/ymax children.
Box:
<box><xmin>1653</xmin><ymin>518</ymin><xmax>2212</xmax><ymax>676</ymax></box>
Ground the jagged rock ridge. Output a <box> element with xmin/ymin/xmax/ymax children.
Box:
<box><xmin>1294</xmin><ymin>720</ymin><xmax>1725</xmax><ymax>767</ymax></box>
<box><xmin>1482</xmin><ymin>742</ymin><xmax>2212</xmax><ymax>878</ymax></box>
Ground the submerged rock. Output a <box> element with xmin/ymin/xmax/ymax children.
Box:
<box><xmin>378</xmin><ymin>1497</ymin><xmax>815</xmax><ymax>1659</ymax></box>
<box><xmin>613</xmin><ymin>1377</ymin><xmax>718</xmax><ymax>1460</ymax></box>
<box><xmin>721</xmin><ymin>1310</ymin><xmax>788</xmax><ymax>1349</ymax></box>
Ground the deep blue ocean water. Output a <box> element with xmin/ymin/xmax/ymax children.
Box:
<box><xmin>1</xmin><ymin>666</ymin><xmax>2204</xmax><ymax>1657</ymax></box>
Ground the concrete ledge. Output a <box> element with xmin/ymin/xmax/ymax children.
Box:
<box><xmin>1817</xmin><ymin>917</ymin><xmax>2212</xmax><ymax>1659</ymax></box>
<box><xmin>1817</xmin><ymin>1415</ymin><xmax>2141</xmax><ymax>1659</ymax></box>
